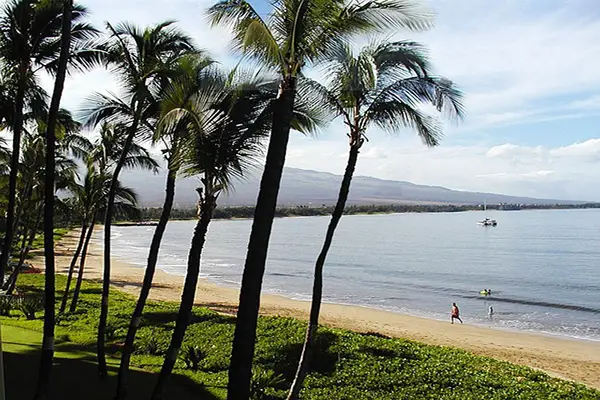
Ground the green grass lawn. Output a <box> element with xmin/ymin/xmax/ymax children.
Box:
<box><xmin>2</xmin><ymin>274</ymin><xmax>599</xmax><ymax>400</ymax></box>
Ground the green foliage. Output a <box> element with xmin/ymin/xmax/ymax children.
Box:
<box><xmin>15</xmin><ymin>294</ymin><xmax>44</xmax><ymax>320</ymax></box>
<box><xmin>136</xmin><ymin>327</ymin><xmax>170</xmax><ymax>356</ymax></box>
<box><xmin>27</xmin><ymin>228</ymin><xmax>71</xmax><ymax>254</ymax></box>
<box><xmin>128</xmin><ymin>202</ymin><xmax>600</xmax><ymax>223</ymax></box>
<box><xmin>250</xmin><ymin>368</ymin><xmax>285</xmax><ymax>400</ymax></box>
<box><xmin>180</xmin><ymin>345</ymin><xmax>207</xmax><ymax>371</ymax></box>
<box><xmin>4</xmin><ymin>275</ymin><xmax>600</xmax><ymax>400</ymax></box>
<box><xmin>0</xmin><ymin>295</ymin><xmax>13</xmax><ymax>316</ymax></box>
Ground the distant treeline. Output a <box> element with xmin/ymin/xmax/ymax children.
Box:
<box><xmin>123</xmin><ymin>202</ymin><xmax>600</xmax><ymax>222</ymax></box>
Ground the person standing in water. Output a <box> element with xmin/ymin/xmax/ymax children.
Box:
<box><xmin>488</xmin><ymin>305</ymin><xmax>494</xmax><ymax>318</ymax></box>
<box><xmin>451</xmin><ymin>303</ymin><xmax>463</xmax><ymax>324</ymax></box>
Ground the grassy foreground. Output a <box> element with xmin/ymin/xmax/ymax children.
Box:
<box><xmin>3</xmin><ymin>274</ymin><xmax>599</xmax><ymax>399</ymax></box>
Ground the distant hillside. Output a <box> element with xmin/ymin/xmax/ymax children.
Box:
<box><xmin>120</xmin><ymin>167</ymin><xmax>585</xmax><ymax>208</ymax></box>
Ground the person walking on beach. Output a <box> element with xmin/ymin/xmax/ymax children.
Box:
<box><xmin>451</xmin><ymin>302</ymin><xmax>463</xmax><ymax>324</ymax></box>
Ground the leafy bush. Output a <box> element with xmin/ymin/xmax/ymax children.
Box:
<box><xmin>0</xmin><ymin>295</ymin><xmax>13</xmax><ymax>316</ymax></box>
<box><xmin>250</xmin><ymin>368</ymin><xmax>285</xmax><ymax>400</ymax></box>
<box><xmin>180</xmin><ymin>345</ymin><xmax>206</xmax><ymax>371</ymax></box>
<box><xmin>16</xmin><ymin>294</ymin><xmax>43</xmax><ymax>320</ymax></box>
<box><xmin>135</xmin><ymin>328</ymin><xmax>169</xmax><ymax>356</ymax></box>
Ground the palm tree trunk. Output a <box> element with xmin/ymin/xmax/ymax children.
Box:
<box><xmin>2</xmin><ymin>212</ymin><xmax>28</xmax><ymax>291</ymax></box>
<box><xmin>12</xmin><ymin>181</ymin><xmax>33</xmax><ymax>250</ymax></box>
<box><xmin>227</xmin><ymin>77</ymin><xmax>297</xmax><ymax>400</ymax></box>
<box><xmin>33</xmin><ymin>1</ymin><xmax>72</xmax><ymax>397</ymax></box>
<box><xmin>59</xmin><ymin>224</ymin><xmax>88</xmax><ymax>314</ymax></box>
<box><xmin>0</xmin><ymin>68</ymin><xmax>28</xmax><ymax>285</ymax></box>
<box><xmin>70</xmin><ymin>217</ymin><xmax>96</xmax><ymax>313</ymax></box>
<box><xmin>287</xmin><ymin>143</ymin><xmax>360</xmax><ymax>400</ymax></box>
<box><xmin>116</xmin><ymin>170</ymin><xmax>176</xmax><ymax>400</ymax></box>
<box><xmin>151</xmin><ymin>196</ymin><xmax>215</xmax><ymax>400</ymax></box>
<box><xmin>97</xmin><ymin>114</ymin><xmax>141</xmax><ymax>378</ymax></box>
<box><xmin>5</xmin><ymin>204</ymin><xmax>43</xmax><ymax>295</ymax></box>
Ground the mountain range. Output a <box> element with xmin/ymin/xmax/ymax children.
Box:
<box><xmin>120</xmin><ymin>167</ymin><xmax>584</xmax><ymax>208</ymax></box>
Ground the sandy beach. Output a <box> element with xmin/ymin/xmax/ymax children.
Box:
<box><xmin>33</xmin><ymin>229</ymin><xmax>600</xmax><ymax>389</ymax></box>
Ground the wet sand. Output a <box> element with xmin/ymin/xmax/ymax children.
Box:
<box><xmin>32</xmin><ymin>229</ymin><xmax>600</xmax><ymax>389</ymax></box>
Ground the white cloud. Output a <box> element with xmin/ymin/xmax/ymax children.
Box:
<box><xmin>285</xmin><ymin>136</ymin><xmax>600</xmax><ymax>201</ymax></box>
<box><xmin>410</xmin><ymin>1</ymin><xmax>600</xmax><ymax>129</ymax></box>
<box><xmin>550</xmin><ymin>138</ymin><xmax>600</xmax><ymax>161</ymax></box>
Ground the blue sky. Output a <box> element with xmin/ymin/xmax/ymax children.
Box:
<box><xmin>43</xmin><ymin>0</ymin><xmax>600</xmax><ymax>200</ymax></box>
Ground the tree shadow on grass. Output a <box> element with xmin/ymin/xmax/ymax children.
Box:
<box><xmin>4</xmin><ymin>346</ymin><xmax>220</xmax><ymax>400</ymax></box>
<box><xmin>259</xmin><ymin>330</ymin><xmax>341</xmax><ymax>381</ymax></box>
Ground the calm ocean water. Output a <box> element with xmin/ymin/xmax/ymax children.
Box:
<box><xmin>100</xmin><ymin>209</ymin><xmax>600</xmax><ymax>342</ymax></box>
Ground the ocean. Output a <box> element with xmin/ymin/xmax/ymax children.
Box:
<box><xmin>100</xmin><ymin>208</ymin><xmax>600</xmax><ymax>342</ymax></box>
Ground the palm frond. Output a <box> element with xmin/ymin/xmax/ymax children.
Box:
<box><xmin>122</xmin><ymin>154</ymin><xmax>160</xmax><ymax>173</ymax></box>
<box><xmin>208</xmin><ymin>0</ymin><xmax>283</xmax><ymax>69</ymax></box>
<box><xmin>78</xmin><ymin>91</ymin><xmax>135</xmax><ymax>128</ymax></box>
<box><xmin>367</xmin><ymin>98</ymin><xmax>442</xmax><ymax>146</ymax></box>
<box><xmin>338</xmin><ymin>0</ymin><xmax>434</xmax><ymax>33</ymax></box>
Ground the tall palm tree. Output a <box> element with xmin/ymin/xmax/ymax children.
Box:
<box><xmin>150</xmin><ymin>66</ymin><xmax>281</xmax><ymax>400</ymax></box>
<box><xmin>34</xmin><ymin>0</ymin><xmax>74</xmax><ymax>397</ymax></box>
<box><xmin>115</xmin><ymin>53</ymin><xmax>213</xmax><ymax>399</ymax></box>
<box><xmin>8</xmin><ymin>109</ymin><xmax>85</xmax><ymax>262</ymax></box>
<box><xmin>2</xmin><ymin>107</ymin><xmax>83</xmax><ymax>292</ymax></box>
<box><xmin>3</xmin><ymin>133</ymin><xmax>79</xmax><ymax>295</ymax></box>
<box><xmin>60</xmin><ymin>125</ymin><xmax>156</xmax><ymax>313</ymax></box>
<box><xmin>59</xmin><ymin>143</ymin><xmax>153</xmax><ymax>313</ymax></box>
<box><xmin>67</xmin><ymin>171</ymin><xmax>139</xmax><ymax>314</ymax></box>
<box><xmin>287</xmin><ymin>41</ymin><xmax>464</xmax><ymax>399</ymax></box>
<box><xmin>81</xmin><ymin>20</ymin><xmax>196</xmax><ymax>377</ymax></box>
<box><xmin>208</xmin><ymin>1</ymin><xmax>433</xmax><ymax>397</ymax></box>
<box><xmin>0</xmin><ymin>0</ymin><xmax>99</xmax><ymax>284</ymax></box>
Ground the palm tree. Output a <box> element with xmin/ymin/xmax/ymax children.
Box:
<box><xmin>115</xmin><ymin>53</ymin><xmax>213</xmax><ymax>399</ymax></box>
<box><xmin>60</xmin><ymin>125</ymin><xmax>157</xmax><ymax>314</ymax></box>
<box><xmin>3</xmin><ymin>132</ymin><xmax>79</xmax><ymax>295</ymax></box>
<box><xmin>81</xmin><ymin>20</ymin><xmax>195</xmax><ymax>376</ymax></box>
<box><xmin>286</xmin><ymin>41</ymin><xmax>464</xmax><ymax>399</ymax></box>
<box><xmin>208</xmin><ymin>1</ymin><xmax>433</xmax><ymax>397</ymax></box>
<box><xmin>34</xmin><ymin>1</ymin><xmax>74</xmax><ymax>396</ymax></box>
<box><xmin>2</xmin><ymin>107</ymin><xmax>85</xmax><ymax>292</ymax></box>
<box><xmin>67</xmin><ymin>178</ymin><xmax>139</xmax><ymax>314</ymax></box>
<box><xmin>0</xmin><ymin>0</ymin><xmax>99</xmax><ymax>284</ymax></box>
<box><xmin>150</xmin><ymin>66</ymin><xmax>280</xmax><ymax>400</ymax></box>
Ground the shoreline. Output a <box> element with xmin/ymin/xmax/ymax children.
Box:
<box><xmin>114</xmin><ymin>205</ymin><xmax>600</xmax><ymax>225</ymax></box>
<box><xmin>36</xmin><ymin>229</ymin><xmax>600</xmax><ymax>389</ymax></box>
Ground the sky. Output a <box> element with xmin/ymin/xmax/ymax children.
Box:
<box><xmin>42</xmin><ymin>0</ymin><xmax>600</xmax><ymax>201</ymax></box>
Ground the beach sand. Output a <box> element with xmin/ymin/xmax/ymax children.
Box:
<box><xmin>32</xmin><ymin>229</ymin><xmax>600</xmax><ymax>389</ymax></box>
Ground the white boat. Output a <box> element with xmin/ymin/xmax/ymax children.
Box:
<box><xmin>478</xmin><ymin>200</ymin><xmax>497</xmax><ymax>226</ymax></box>
<box><xmin>477</xmin><ymin>217</ymin><xmax>497</xmax><ymax>226</ymax></box>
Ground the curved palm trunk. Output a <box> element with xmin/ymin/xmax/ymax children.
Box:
<box><xmin>98</xmin><ymin>116</ymin><xmax>140</xmax><ymax>378</ymax></box>
<box><xmin>3</xmin><ymin>230</ymin><xmax>28</xmax><ymax>292</ymax></box>
<box><xmin>34</xmin><ymin>1</ymin><xmax>72</xmax><ymax>397</ymax></box>
<box><xmin>5</xmin><ymin>205</ymin><xmax>43</xmax><ymax>295</ymax></box>
<box><xmin>151</xmin><ymin>196</ymin><xmax>215</xmax><ymax>400</ymax></box>
<box><xmin>59</xmin><ymin>224</ymin><xmax>88</xmax><ymax>313</ymax></box>
<box><xmin>287</xmin><ymin>143</ymin><xmax>360</xmax><ymax>400</ymax></box>
<box><xmin>70</xmin><ymin>217</ymin><xmax>96</xmax><ymax>313</ymax></box>
<box><xmin>12</xmin><ymin>180</ymin><xmax>33</xmax><ymax>249</ymax></box>
<box><xmin>0</xmin><ymin>70</ymin><xmax>28</xmax><ymax>285</ymax></box>
<box><xmin>227</xmin><ymin>78</ymin><xmax>297</xmax><ymax>400</ymax></box>
<box><xmin>116</xmin><ymin>171</ymin><xmax>176</xmax><ymax>399</ymax></box>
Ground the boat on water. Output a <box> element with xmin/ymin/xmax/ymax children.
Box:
<box><xmin>478</xmin><ymin>217</ymin><xmax>497</xmax><ymax>226</ymax></box>
<box><xmin>478</xmin><ymin>200</ymin><xmax>498</xmax><ymax>226</ymax></box>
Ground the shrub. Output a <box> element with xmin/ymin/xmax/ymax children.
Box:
<box><xmin>135</xmin><ymin>328</ymin><xmax>169</xmax><ymax>356</ymax></box>
<box><xmin>250</xmin><ymin>368</ymin><xmax>285</xmax><ymax>400</ymax></box>
<box><xmin>16</xmin><ymin>294</ymin><xmax>43</xmax><ymax>320</ymax></box>
<box><xmin>0</xmin><ymin>295</ymin><xmax>13</xmax><ymax>316</ymax></box>
<box><xmin>180</xmin><ymin>345</ymin><xmax>206</xmax><ymax>371</ymax></box>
